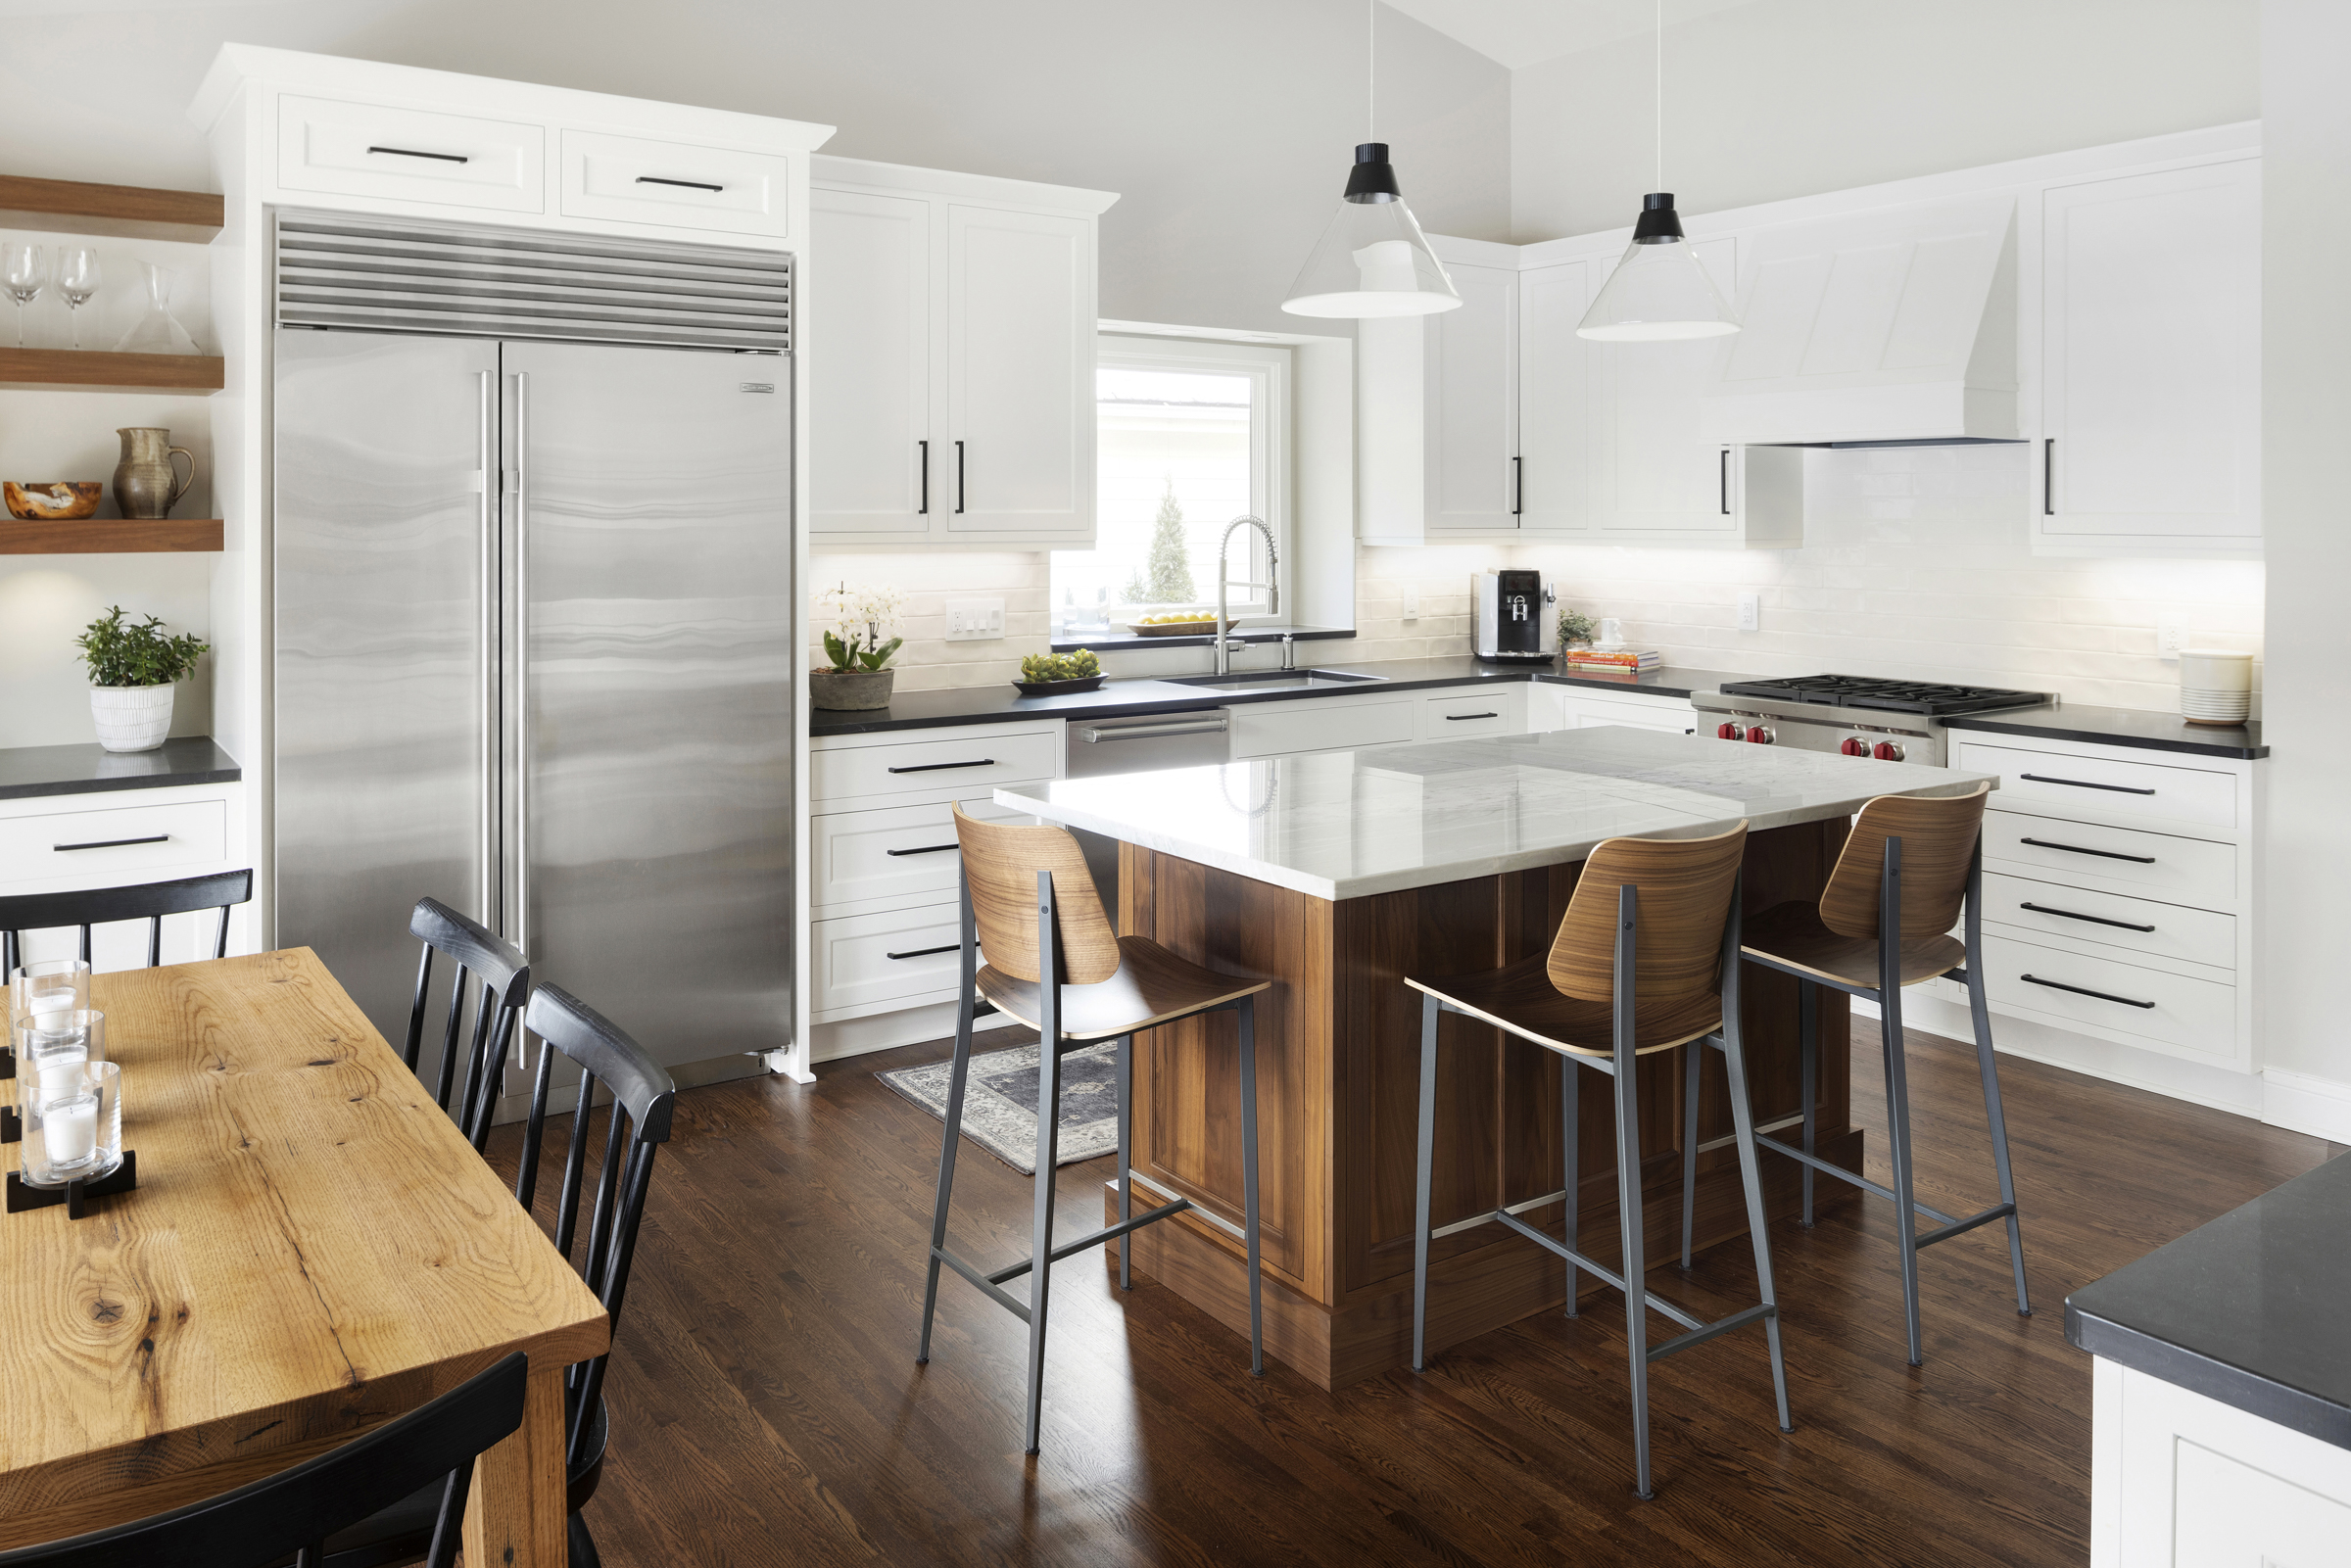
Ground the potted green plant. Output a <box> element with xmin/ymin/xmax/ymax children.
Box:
<box><xmin>811</xmin><ymin>581</ymin><xmax>906</xmax><ymax>710</ymax></box>
<box><xmin>1558</xmin><ymin>608</ymin><xmax>1598</xmax><ymax>650</ymax></box>
<box><xmin>74</xmin><ymin>605</ymin><xmax>208</xmax><ymax>753</ymax></box>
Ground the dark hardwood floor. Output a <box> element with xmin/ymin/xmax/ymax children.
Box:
<box><xmin>483</xmin><ymin>1023</ymin><xmax>2339</xmax><ymax>1568</ymax></box>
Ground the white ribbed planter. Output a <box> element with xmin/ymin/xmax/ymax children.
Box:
<box><xmin>89</xmin><ymin>684</ymin><xmax>175</xmax><ymax>752</ymax></box>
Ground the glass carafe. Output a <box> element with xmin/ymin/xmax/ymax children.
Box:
<box><xmin>113</xmin><ymin>261</ymin><xmax>199</xmax><ymax>356</ymax></box>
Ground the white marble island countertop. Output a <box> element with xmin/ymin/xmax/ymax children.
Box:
<box><xmin>997</xmin><ymin>728</ymin><xmax>1998</xmax><ymax>901</ymax></box>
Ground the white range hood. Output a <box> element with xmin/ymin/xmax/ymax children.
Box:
<box><xmin>1702</xmin><ymin>194</ymin><xmax>2018</xmax><ymax>446</ymax></box>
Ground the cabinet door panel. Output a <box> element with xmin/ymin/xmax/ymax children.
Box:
<box><xmin>1591</xmin><ymin>238</ymin><xmax>1740</xmax><ymax>536</ymax></box>
<box><xmin>811</xmin><ymin>189</ymin><xmax>933</xmax><ymax>535</ymax></box>
<box><xmin>946</xmin><ymin>205</ymin><xmax>1092</xmax><ymax>538</ymax></box>
<box><xmin>1428</xmin><ymin>262</ymin><xmax>1518</xmax><ymax>531</ymax></box>
<box><xmin>1518</xmin><ymin>260</ymin><xmax>1591</xmax><ymax>534</ymax></box>
<box><xmin>2041</xmin><ymin>160</ymin><xmax>2260</xmax><ymax>546</ymax></box>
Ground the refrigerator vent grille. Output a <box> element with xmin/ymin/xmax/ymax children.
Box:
<box><xmin>274</xmin><ymin>214</ymin><xmax>790</xmax><ymax>353</ymax></box>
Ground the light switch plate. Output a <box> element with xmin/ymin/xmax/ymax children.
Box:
<box><xmin>1403</xmin><ymin>588</ymin><xmax>1420</xmax><ymax>621</ymax></box>
<box><xmin>1737</xmin><ymin>593</ymin><xmax>1760</xmax><ymax>633</ymax></box>
<box><xmin>2158</xmin><ymin>617</ymin><xmax>2189</xmax><ymax>661</ymax></box>
<box><xmin>944</xmin><ymin>596</ymin><xmax>1005</xmax><ymax>641</ymax></box>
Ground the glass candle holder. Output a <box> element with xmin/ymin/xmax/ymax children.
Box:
<box><xmin>8</xmin><ymin>959</ymin><xmax>90</xmax><ymax>1037</ymax></box>
<box><xmin>23</xmin><ymin>1060</ymin><xmax>121</xmax><ymax>1189</ymax></box>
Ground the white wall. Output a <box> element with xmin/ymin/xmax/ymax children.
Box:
<box><xmin>2256</xmin><ymin>0</ymin><xmax>2351</xmax><ymax>1099</ymax></box>
<box><xmin>1511</xmin><ymin>0</ymin><xmax>2260</xmax><ymax>242</ymax></box>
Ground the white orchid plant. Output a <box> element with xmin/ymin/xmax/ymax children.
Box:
<box><xmin>816</xmin><ymin>581</ymin><xmax>907</xmax><ymax>673</ymax></box>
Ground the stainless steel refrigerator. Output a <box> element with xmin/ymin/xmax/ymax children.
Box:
<box><xmin>272</xmin><ymin>214</ymin><xmax>794</xmax><ymax>1087</ymax></box>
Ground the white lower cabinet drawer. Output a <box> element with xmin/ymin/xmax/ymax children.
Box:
<box><xmin>811</xmin><ymin>794</ymin><xmax>1029</xmax><ymax>909</ymax></box>
<box><xmin>1956</xmin><ymin>741</ymin><xmax>2236</xmax><ymax>830</ymax></box>
<box><xmin>0</xmin><ymin>799</ymin><xmax>228</xmax><ymax>886</ymax></box>
<box><xmin>1979</xmin><ymin>931</ymin><xmax>2236</xmax><ymax>1063</ymax></box>
<box><xmin>1982</xmin><ymin>872</ymin><xmax>2234</xmax><ymax>971</ymax></box>
<box><xmin>277</xmin><ymin>94</ymin><xmax>545</xmax><ymax>212</ymax></box>
<box><xmin>1228</xmin><ymin>695</ymin><xmax>1416</xmax><ymax>759</ymax></box>
<box><xmin>1421</xmin><ymin>689</ymin><xmax>1518</xmax><ymax>737</ymax></box>
<box><xmin>810</xmin><ymin>726</ymin><xmax>1059</xmax><ymax>806</ymax></box>
<box><xmin>810</xmin><ymin>904</ymin><xmax>968</xmax><ymax>1018</ymax></box>
<box><xmin>1982</xmin><ymin>810</ymin><xmax>2234</xmax><ymax>908</ymax></box>
<box><xmin>559</xmin><ymin>129</ymin><xmax>792</xmax><ymax>237</ymax></box>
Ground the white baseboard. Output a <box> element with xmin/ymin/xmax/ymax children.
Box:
<box><xmin>1894</xmin><ymin>993</ymin><xmax>2268</xmax><ymax>1118</ymax></box>
<box><xmin>2259</xmin><ymin>1069</ymin><xmax>2351</xmax><ymax>1145</ymax></box>
<box><xmin>810</xmin><ymin>999</ymin><xmax>1021</xmax><ymax>1065</ymax></box>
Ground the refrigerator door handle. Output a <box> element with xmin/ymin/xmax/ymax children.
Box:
<box><xmin>511</xmin><ymin>368</ymin><xmax>531</xmax><ymax>958</ymax></box>
<box><xmin>477</xmin><ymin>369</ymin><xmax>497</xmax><ymax>930</ymax></box>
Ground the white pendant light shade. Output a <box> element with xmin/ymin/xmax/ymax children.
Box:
<box><xmin>1281</xmin><ymin>144</ymin><xmax>1462</xmax><ymax>319</ymax></box>
<box><xmin>1577</xmin><ymin>193</ymin><xmax>1740</xmax><ymax>341</ymax></box>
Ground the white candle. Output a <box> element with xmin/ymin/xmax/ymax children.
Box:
<box><xmin>45</xmin><ymin>1093</ymin><xmax>97</xmax><ymax>1168</ymax></box>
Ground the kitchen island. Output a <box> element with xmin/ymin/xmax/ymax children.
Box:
<box><xmin>998</xmin><ymin>727</ymin><xmax>1998</xmax><ymax>1388</ymax></box>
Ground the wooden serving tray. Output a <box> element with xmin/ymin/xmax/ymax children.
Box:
<box><xmin>1126</xmin><ymin>619</ymin><xmax>1221</xmax><ymax>638</ymax></box>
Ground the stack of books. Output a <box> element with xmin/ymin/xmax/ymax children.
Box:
<box><xmin>1562</xmin><ymin>646</ymin><xmax>1662</xmax><ymax>673</ymax></box>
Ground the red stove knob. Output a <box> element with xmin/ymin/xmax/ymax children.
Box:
<box><xmin>1874</xmin><ymin>739</ymin><xmax>1905</xmax><ymax>762</ymax></box>
<box><xmin>1746</xmin><ymin>725</ymin><xmax>1774</xmax><ymax>744</ymax></box>
<box><xmin>1716</xmin><ymin>721</ymin><xmax>1745</xmax><ymax>740</ymax></box>
<box><xmin>1840</xmin><ymin>736</ymin><xmax>1871</xmax><ymax>757</ymax></box>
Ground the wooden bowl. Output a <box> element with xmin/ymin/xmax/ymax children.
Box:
<box><xmin>5</xmin><ymin>483</ymin><xmax>103</xmax><ymax>521</ymax></box>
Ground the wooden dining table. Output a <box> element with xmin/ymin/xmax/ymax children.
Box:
<box><xmin>0</xmin><ymin>947</ymin><xmax>608</xmax><ymax>1565</ymax></box>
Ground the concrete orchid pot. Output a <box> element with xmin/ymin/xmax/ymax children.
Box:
<box><xmin>808</xmin><ymin>668</ymin><xmax>897</xmax><ymax>711</ymax></box>
<box><xmin>811</xmin><ymin>581</ymin><xmax>907</xmax><ymax>711</ymax></box>
<box><xmin>89</xmin><ymin>684</ymin><xmax>176</xmax><ymax>752</ymax></box>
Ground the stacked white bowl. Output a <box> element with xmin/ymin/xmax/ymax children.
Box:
<box><xmin>2180</xmin><ymin>649</ymin><xmax>2254</xmax><ymax>726</ymax></box>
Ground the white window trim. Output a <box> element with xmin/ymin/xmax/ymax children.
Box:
<box><xmin>1086</xmin><ymin>332</ymin><xmax>1291</xmax><ymax>623</ymax></box>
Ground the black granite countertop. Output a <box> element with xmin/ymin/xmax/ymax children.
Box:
<box><xmin>1943</xmin><ymin>702</ymin><xmax>2267</xmax><ymax>760</ymax></box>
<box><xmin>0</xmin><ymin>736</ymin><xmax>242</xmax><ymax>801</ymax></box>
<box><xmin>808</xmin><ymin>657</ymin><xmax>1742</xmax><ymax>736</ymax></box>
<box><xmin>2067</xmin><ymin>1154</ymin><xmax>2351</xmax><ymax>1449</ymax></box>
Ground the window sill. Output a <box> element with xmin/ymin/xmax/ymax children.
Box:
<box><xmin>1050</xmin><ymin>624</ymin><xmax>1354</xmax><ymax>654</ymax></box>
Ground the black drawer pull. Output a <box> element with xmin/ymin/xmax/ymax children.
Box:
<box><xmin>2018</xmin><ymin>836</ymin><xmax>2156</xmax><ymax>865</ymax></box>
<box><xmin>2020</xmin><ymin>901</ymin><xmax>2155</xmax><ymax>933</ymax></box>
<box><xmin>1444</xmin><ymin>711</ymin><xmax>1500</xmax><ymax>721</ymax></box>
<box><xmin>886</xmin><ymin>843</ymin><xmax>960</xmax><ymax>857</ymax></box>
<box><xmin>2021</xmin><ymin>974</ymin><xmax>2156</xmax><ymax>1009</ymax></box>
<box><xmin>636</xmin><ymin>175</ymin><xmax>725</xmax><ymax>192</ymax></box>
<box><xmin>367</xmin><ymin>145</ymin><xmax>469</xmax><ymax>164</ymax></box>
<box><xmin>887</xmin><ymin>944</ymin><xmax>959</xmax><ymax>961</ymax></box>
<box><xmin>55</xmin><ymin>834</ymin><xmax>170</xmax><ymax>852</ymax></box>
<box><xmin>887</xmin><ymin>759</ymin><xmax>994</xmax><ymax>774</ymax></box>
<box><xmin>2020</xmin><ymin>772</ymin><xmax>2155</xmax><ymax>796</ymax></box>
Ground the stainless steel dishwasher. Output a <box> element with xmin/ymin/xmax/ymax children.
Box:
<box><xmin>1061</xmin><ymin>706</ymin><xmax>1230</xmax><ymax>904</ymax></box>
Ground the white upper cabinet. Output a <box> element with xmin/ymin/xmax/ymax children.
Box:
<box><xmin>1427</xmin><ymin>261</ymin><xmax>1519</xmax><ymax>532</ymax></box>
<box><xmin>1517</xmin><ymin>259</ymin><xmax>1592</xmax><ymax>535</ymax></box>
<box><xmin>810</xmin><ymin>189</ymin><xmax>933</xmax><ymax>535</ymax></box>
<box><xmin>2037</xmin><ymin>157</ymin><xmax>2262</xmax><ymax>556</ymax></box>
<box><xmin>808</xmin><ymin>157</ymin><xmax>1114</xmax><ymax>548</ymax></box>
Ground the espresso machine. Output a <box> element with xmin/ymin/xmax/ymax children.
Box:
<box><xmin>1472</xmin><ymin>570</ymin><xmax>1557</xmax><ymax>663</ymax></box>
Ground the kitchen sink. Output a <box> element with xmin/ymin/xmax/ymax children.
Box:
<box><xmin>1164</xmin><ymin>669</ymin><xmax>1387</xmax><ymax>692</ymax></box>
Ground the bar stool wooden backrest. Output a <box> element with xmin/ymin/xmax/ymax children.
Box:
<box><xmin>950</xmin><ymin>805</ymin><xmax>1122</xmax><ymax>986</ymax></box>
<box><xmin>1546</xmin><ymin>824</ymin><xmax>1750</xmax><ymax>1006</ymax></box>
<box><xmin>1816</xmin><ymin>782</ymin><xmax>1991</xmax><ymax>941</ymax></box>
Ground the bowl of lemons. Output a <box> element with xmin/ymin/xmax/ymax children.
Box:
<box><xmin>1126</xmin><ymin>612</ymin><xmax>1221</xmax><ymax>637</ymax></box>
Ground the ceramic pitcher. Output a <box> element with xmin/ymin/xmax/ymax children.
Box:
<box><xmin>112</xmin><ymin>427</ymin><xmax>195</xmax><ymax>520</ymax></box>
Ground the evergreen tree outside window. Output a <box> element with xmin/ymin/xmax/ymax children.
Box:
<box><xmin>1123</xmin><ymin>481</ymin><xmax>1198</xmax><ymax>604</ymax></box>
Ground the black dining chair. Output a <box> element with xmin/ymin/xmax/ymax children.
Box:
<box><xmin>402</xmin><ymin>898</ymin><xmax>531</xmax><ymax>1154</ymax></box>
<box><xmin>316</xmin><ymin>983</ymin><xmax>675</xmax><ymax>1568</ymax></box>
<box><xmin>0</xmin><ymin>868</ymin><xmax>252</xmax><ymax>975</ymax></box>
<box><xmin>0</xmin><ymin>1351</ymin><xmax>526</xmax><ymax>1568</ymax></box>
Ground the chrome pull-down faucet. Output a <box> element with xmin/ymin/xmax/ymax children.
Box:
<box><xmin>1214</xmin><ymin>514</ymin><xmax>1278</xmax><ymax>676</ymax></box>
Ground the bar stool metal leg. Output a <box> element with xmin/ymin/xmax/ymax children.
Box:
<box><xmin>1964</xmin><ymin>848</ymin><xmax>2033</xmax><ymax>1318</ymax></box>
<box><xmin>1877</xmin><ymin>839</ymin><xmax>1926</xmax><ymax>1368</ymax></box>
<box><xmin>1411</xmin><ymin>992</ymin><xmax>1440</xmax><ymax>1373</ymax></box>
<box><xmin>1116</xmin><ymin>1032</ymin><xmax>1134</xmax><ymax>1292</ymax></box>
<box><xmin>918</xmin><ymin>878</ymin><xmax>983</xmax><ymax>1366</ymax></box>
<box><xmin>1799</xmin><ymin>978</ymin><xmax>1818</xmax><ymax>1228</ymax></box>
<box><xmin>1720</xmin><ymin>998</ymin><xmax>1795</xmax><ymax>1433</ymax></box>
<box><xmin>1678</xmin><ymin>1041</ymin><xmax>1701</xmax><ymax>1270</ymax></box>
<box><xmin>1610</xmin><ymin>884</ymin><xmax>1655</xmax><ymax>1500</ymax></box>
<box><xmin>1562</xmin><ymin>1051</ymin><xmax>1580</xmax><ymax>1318</ymax></box>
<box><xmin>1238</xmin><ymin>996</ymin><xmax>1265</xmax><ymax>1376</ymax></box>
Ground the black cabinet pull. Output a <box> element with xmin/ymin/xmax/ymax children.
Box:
<box><xmin>367</xmin><ymin>145</ymin><xmax>468</xmax><ymax>164</ymax></box>
<box><xmin>2020</xmin><ymin>901</ymin><xmax>2155</xmax><ymax>933</ymax></box>
<box><xmin>887</xmin><ymin>944</ymin><xmax>959</xmax><ymax>961</ymax></box>
<box><xmin>886</xmin><ymin>843</ymin><xmax>960</xmax><ymax>857</ymax></box>
<box><xmin>2021</xmin><ymin>973</ymin><xmax>2155</xmax><ymax>1010</ymax></box>
<box><xmin>2043</xmin><ymin>438</ymin><xmax>2055</xmax><ymax>516</ymax></box>
<box><xmin>54</xmin><ymin>834</ymin><xmax>169</xmax><ymax>852</ymax></box>
<box><xmin>1444</xmin><ymin>711</ymin><xmax>1499</xmax><ymax>721</ymax></box>
<box><xmin>1720</xmin><ymin>448</ymin><xmax>1731</xmax><ymax>515</ymax></box>
<box><xmin>886</xmin><ymin>758</ymin><xmax>994</xmax><ymax>774</ymax></box>
<box><xmin>917</xmin><ymin>439</ymin><xmax>929</xmax><ymax>515</ymax></box>
<box><xmin>2018</xmin><ymin>835</ymin><xmax>2156</xmax><ymax>864</ymax></box>
<box><xmin>954</xmin><ymin>440</ymin><xmax>967</xmax><ymax>514</ymax></box>
<box><xmin>1511</xmin><ymin>455</ymin><xmax>1523</xmax><ymax>516</ymax></box>
<box><xmin>636</xmin><ymin>174</ymin><xmax>725</xmax><ymax>192</ymax></box>
<box><xmin>2020</xmin><ymin>772</ymin><xmax>2155</xmax><ymax>796</ymax></box>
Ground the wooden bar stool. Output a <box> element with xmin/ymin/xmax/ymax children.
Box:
<box><xmin>1693</xmin><ymin>782</ymin><xmax>2031</xmax><ymax>1368</ymax></box>
<box><xmin>1405</xmin><ymin>823</ymin><xmax>1792</xmax><ymax>1500</ymax></box>
<box><xmin>917</xmin><ymin>803</ymin><xmax>1273</xmax><ymax>1456</ymax></box>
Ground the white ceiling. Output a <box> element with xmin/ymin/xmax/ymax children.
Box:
<box><xmin>1384</xmin><ymin>0</ymin><xmax>1773</xmax><ymax>70</ymax></box>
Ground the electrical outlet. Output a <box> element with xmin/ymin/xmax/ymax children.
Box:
<box><xmin>944</xmin><ymin>596</ymin><xmax>1005</xmax><ymax>642</ymax></box>
<box><xmin>1737</xmin><ymin>593</ymin><xmax>1760</xmax><ymax>633</ymax></box>
<box><xmin>2157</xmin><ymin>617</ymin><xmax>2189</xmax><ymax>662</ymax></box>
<box><xmin>1403</xmin><ymin>588</ymin><xmax>1420</xmax><ymax>621</ymax></box>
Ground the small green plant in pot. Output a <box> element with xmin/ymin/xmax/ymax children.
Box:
<box><xmin>1558</xmin><ymin>608</ymin><xmax>1598</xmax><ymax>650</ymax></box>
<box><xmin>75</xmin><ymin>605</ymin><xmax>208</xmax><ymax>753</ymax></box>
<box><xmin>811</xmin><ymin>582</ymin><xmax>907</xmax><ymax>710</ymax></box>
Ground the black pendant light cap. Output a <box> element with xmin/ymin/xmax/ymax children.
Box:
<box><xmin>1632</xmin><ymin>192</ymin><xmax>1685</xmax><ymax>243</ymax></box>
<box><xmin>1344</xmin><ymin>143</ymin><xmax>1402</xmax><ymax>204</ymax></box>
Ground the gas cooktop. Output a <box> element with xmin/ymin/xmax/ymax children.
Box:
<box><xmin>1712</xmin><ymin>675</ymin><xmax>2051</xmax><ymax>716</ymax></box>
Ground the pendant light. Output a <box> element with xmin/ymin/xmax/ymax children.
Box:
<box><xmin>1576</xmin><ymin>0</ymin><xmax>1740</xmax><ymax>342</ymax></box>
<box><xmin>1281</xmin><ymin>0</ymin><xmax>1462</xmax><ymax>319</ymax></box>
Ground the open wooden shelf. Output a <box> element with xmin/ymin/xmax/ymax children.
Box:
<box><xmin>0</xmin><ymin>517</ymin><xmax>222</xmax><ymax>554</ymax></box>
<box><xmin>0</xmin><ymin>348</ymin><xmax>222</xmax><ymax>395</ymax></box>
<box><xmin>0</xmin><ymin>175</ymin><xmax>222</xmax><ymax>243</ymax></box>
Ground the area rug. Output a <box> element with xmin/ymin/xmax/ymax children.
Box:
<box><xmin>878</xmin><ymin>1040</ymin><xmax>1120</xmax><ymax>1174</ymax></box>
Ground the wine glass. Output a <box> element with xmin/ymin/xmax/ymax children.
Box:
<box><xmin>55</xmin><ymin>247</ymin><xmax>100</xmax><ymax>351</ymax></box>
<box><xmin>2</xmin><ymin>243</ymin><xmax>46</xmax><ymax>349</ymax></box>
